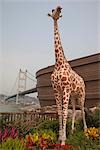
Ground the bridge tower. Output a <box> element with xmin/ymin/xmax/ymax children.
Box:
<box><xmin>16</xmin><ymin>69</ymin><xmax>27</xmax><ymax>104</ymax></box>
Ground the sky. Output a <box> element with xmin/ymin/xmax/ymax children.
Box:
<box><xmin>0</xmin><ymin>0</ymin><xmax>99</xmax><ymax>96</ymax></box>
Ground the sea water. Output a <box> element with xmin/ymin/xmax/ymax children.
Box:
<box><xmin>0</xmin><ymin>104</ymin><xmax>22</xmax><ymax>112</ymax></box>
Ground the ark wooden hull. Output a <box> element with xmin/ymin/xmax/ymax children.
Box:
<box><xmin>36</xmin><ymin>53</ymin><xmax>100</xmax><ymax>108</ymax></box>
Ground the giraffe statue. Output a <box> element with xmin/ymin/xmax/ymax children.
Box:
<box><xmin>48</xmin><ymin>6</ymin><xmax>87</xmax><ymax>145</ymax></box>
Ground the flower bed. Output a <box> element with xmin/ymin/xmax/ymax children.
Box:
<box><xmin>0</xmin><ymin>125</ymin><xmax>100</xmax><ymax>150</ymax></box>
<box><xmin>0</xmin><ymin>108</ymin><xmax>100</xmax><ymax>150</ymax></box>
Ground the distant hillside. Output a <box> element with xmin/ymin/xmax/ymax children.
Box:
<box><xmin>18</xmin><ymin>96</ymin><xmax>39</xmax><ymax>105</ymax></box>
<box><xmin>0</xmin><ymin>94</ymin><xmax>39</xmax><ymax>105</ymax></box>
<box><xmin>0</xmin><ymin>94</ymin><xmax>7</xmax><ymax>104</ymax></box>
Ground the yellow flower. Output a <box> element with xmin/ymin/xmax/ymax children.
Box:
<box><xmin>84</xmin><ymin>127</ymin><xmax>100</xmax><ymax>139</ymax></box>
<box><xmin>33</xmin><ymin>132</ymin><xmax>39</xmax><ymax>143</ymax></box>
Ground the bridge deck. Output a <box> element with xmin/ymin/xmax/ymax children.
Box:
<box><xmin>5</xmin><ymin>87</ymin><xmax>37</xmax><ymax>100</ymax></box>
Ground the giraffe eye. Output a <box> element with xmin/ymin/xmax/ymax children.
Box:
<box><xmin>52</xmin><ymin>9</ymin><xmax>55</xmax><ymax>12</ymax></box>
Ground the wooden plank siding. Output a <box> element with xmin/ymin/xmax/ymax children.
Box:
<box><xmin>36</xmin><ymin>53</ymin><xmax>100</xmax><ymax>108</ymax></box>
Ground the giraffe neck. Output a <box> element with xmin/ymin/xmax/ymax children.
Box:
<box><xmin>54</xmin><ymin>20</ymin><xmax>66</xmax><ymax>66</ymax></box>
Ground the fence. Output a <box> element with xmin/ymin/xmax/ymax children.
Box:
<box><xmin>0</xmin><ymin>112</ymin><xmax>57</xmax><ymax>126</ymax></box>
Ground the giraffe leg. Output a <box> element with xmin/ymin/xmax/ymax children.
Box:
<box><xmin>54</xmin><ymin>92</ymin><xmax>63</xmax><ymax>141</ymax></box>
<box><xmin>71</xmin><ymin>98</ymin><xmax>76</xmax><ymax>133</ymax></box>
<box><xmin>81</xmin><ymin>103</ymin><xmax>87</xmax><ymax>130</ymax></box>
<box><xmin>78</xmin><ymin>94</ymin><xmax>87</xmax><ymax>130</ymax></box>
<box><xmin>61</xmin><ymin>91</ymin><xmax>70</xmax><ymax>145</ymax></box>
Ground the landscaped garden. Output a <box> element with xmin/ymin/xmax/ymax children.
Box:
<box><xmin>0</xmin><ymin>108</ymin><xmax>100</xmax><ymax>150</ymax></box>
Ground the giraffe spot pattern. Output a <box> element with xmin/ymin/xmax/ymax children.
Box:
<box><xmin>58</xmin><ymin>61</ymin><xmax>62</xmax><ymax>65</ymax></box>
<box><xmin>58</xmin><ymin>40</ymin><xmax>60</xmax><ymax>45</ymax></box>
<box><xmin>56</xmin><ymin>37</ymin><xmax>58</xmax><ymax>40</ymax></box>
<box><xmin>61</xmin><ymin>77</ymin><xmax>67</xmax><ymax>81</ymax></box>
<box><xmin>80</xmin><ymin>87</ymin><xmax>84</xmax><ymax>92</ymax></box>
<box><xmin>55</xmin><ymin>49</ymin><xmax>59</xmax><ymax>53</ymax></box>
<box><xmin>72</xmin><ymin>83</ymin><xmax>76</xmax><ymax>89</ymax></box>
<box><xmin>63</xmin><ymin>101</ymin><xmax>68</xmax><ymax>105</ymax></box>
<box><xmin>55</xmin><ymin>41</ymin><xmax>57</xmax><ymax>44</ymax></box>
<box><xmin>63</xmin><ymin>82</ymin><xmax>69</xmax><ymax>86</ymax></box>
<box><xmin>77</xmin><ymin>87</ymin><xmax>80</xmax><ymax>91</ymax></box>
<box><xmin>66</xmin><ymin>89</ymin><xmax>69</xmax><ymax>93</ymax></box>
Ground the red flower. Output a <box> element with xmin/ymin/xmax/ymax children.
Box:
<box><xmin>28</xmin><ymin>144</ymin><xmax>33</xmax><ymax>150</ymax></box>
<box><xmin>65</xmin><ymin>144</ymin><xmax>70</xmax><ymax>149</ymax></box>
<box><xmin>55</xmin><ymin>143</ymin><xmax>61</xmax><ymax>147</ymax></box>
<box><xmin>53</xmin><ymin>148</ymin><xmax>57</xmax><ymax>150</ymax></box>
<box><xmin>42</xmin><ymin>144</ymin><xmax>48</xmax><ymax>149</ymax></box>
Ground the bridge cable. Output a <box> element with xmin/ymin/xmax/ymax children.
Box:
<box><xmin>27</xmin><ymin>70</ymin><xmax>53</xmax><ymax>83</ymax></box>
<box><xmin>27</xmin><ymin>70</ymin><xmax>37</xmax><ymax>80</ymax></box>
<box><xmin>26</xmin><ymin>75</ymin><xmax>37</xmax><ymax>83</ymax></box>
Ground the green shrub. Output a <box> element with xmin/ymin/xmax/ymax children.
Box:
<box><xmin>67</xmin><ymin>131</ymin><xmax>100</xmax><ymax>150</ymax></box>
<box><xmin>65</xmin><ymin>119</ymin><xmax>84</xmax><ymax>137</ymax></box>
<box><xmin>34</xmin><ymin>119</ymin><xmax>59</xmax><ymax>135</ymax></box>
<box><xmin>0</xmin><ymin>138</ymin><xmax>24</xmax><ymax>150</ymax></box>
<box><xmin>85</xmin><ymin>109</ymin><xmax>100</xmax><ymax>128</ymax></box>
<box><xmin>0</xmin><ymin>115</ymin><xmax>8</xmax><ymax>130</ymax></box>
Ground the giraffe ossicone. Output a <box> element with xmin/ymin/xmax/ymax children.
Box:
<box><xmin>48</xmin><ymin>6</ymin><xmax>87</xmax><ymax>145</ymax></box>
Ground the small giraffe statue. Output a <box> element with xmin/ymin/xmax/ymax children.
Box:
<box><xmin>48</xmin><ymin>6</ymin><xmax>87</xmax><ymax>145</ymax></box>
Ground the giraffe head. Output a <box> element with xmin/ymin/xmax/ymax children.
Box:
<box><xmin>48</xmin><ymin>6</ymin><xmax>62</xmax><ymax>21</ymax></box>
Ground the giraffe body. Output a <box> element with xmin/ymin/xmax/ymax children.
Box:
<box><xmin>48</xmin><ymin>6</ymin><xmax>87</xmax><ymax>145</ymax></box>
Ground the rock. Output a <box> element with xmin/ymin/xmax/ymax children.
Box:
<box><xmin>89</xmin><ymin>106</ymin><xmax>100</xmax><ymax>113</ymax></box>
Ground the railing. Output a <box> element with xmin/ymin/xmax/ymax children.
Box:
<box><xmin>0</xmin><ymin>112</ymin><xmax>58</xmax><ymax>125</ymax></box>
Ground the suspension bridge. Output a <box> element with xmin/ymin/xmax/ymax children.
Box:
<box><xmin>5</xmin><ymin>69</ymin><xmax>37</xmax><ymax>104</ymax></box>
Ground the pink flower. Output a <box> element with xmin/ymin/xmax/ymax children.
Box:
<box><xmin>10</xmin><ymin>128</ymin><xmax>18</xmax><ymax>139</ymax></box>
<box><xmin>2</xmin><ymin>128</ymin><xmax>9</xmax><ymax>140</ymax></box>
